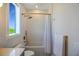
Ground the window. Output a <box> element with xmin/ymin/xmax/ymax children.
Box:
<box><xmin>9</xmin><ymin>3</ymin><xmax>20</xmax><ymax>36</ymax></box>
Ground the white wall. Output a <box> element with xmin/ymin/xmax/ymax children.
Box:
<box><xmin>52</xmin><ymin>3</ymin><xmax>79</xmax><ymax>56</ymax></box>
<box><xmin>0</xmin><ymin>4</ymin><xmax>7</xmax><ymax>47</ymax></box>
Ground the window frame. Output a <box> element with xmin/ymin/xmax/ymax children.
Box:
<box><xmin>8</xmin><ymin>3</ymin><xmax>20</xmax><ymax>38</ymax></box>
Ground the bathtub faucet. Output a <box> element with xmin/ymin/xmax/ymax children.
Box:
<box><xmin>23</xmin><ymin>30</ymin><xmax>28</xmax><ymax>46</ymax></box>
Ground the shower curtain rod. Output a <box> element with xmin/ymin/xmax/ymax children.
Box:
<box><xmin>22</xmin><ymin>13</ymin><xmax>51</xmax><ymax>15</ymax></box>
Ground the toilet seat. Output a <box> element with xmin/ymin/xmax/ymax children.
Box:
<box><xmin>24</xmin><ymin>50</ymin><xmax>34</xmax><ymax>56</ymax></box>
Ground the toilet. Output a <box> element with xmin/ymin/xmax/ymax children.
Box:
<box><xmin>15</xmin><ymin>43</ymin><xmax>35</xmax><ymax>56</ymax></box>
<box><xmin>24</xmin><ymin>50</ymin><xmax>35</xmax><ymax>56</ymax></box>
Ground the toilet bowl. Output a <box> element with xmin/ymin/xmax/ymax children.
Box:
<box><xmin>24</xmin><ymin>50</ymin><xmax>35</xmax><ymax>56</ymax></box>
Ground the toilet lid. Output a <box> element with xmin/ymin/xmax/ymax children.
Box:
<box><xmin>24</xmin><ymin>50</ymin><xmax>34</xmax><ymax>56</ymax></box>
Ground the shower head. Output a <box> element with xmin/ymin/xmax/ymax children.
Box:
<box><xmin>22</xmin><ymin>14</ymin><xmax>32</xmax><ymax>19</ymax></box>
<box><xmin>28</xmin><ymin>16</ymin><xmax>32</xmax><ymax>19</ymax></box>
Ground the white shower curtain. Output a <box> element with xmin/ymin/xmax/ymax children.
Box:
<box><xmin>44</xmin><ymin>15</ymin><xmax>51</xmax><ymax>54</ymax></box>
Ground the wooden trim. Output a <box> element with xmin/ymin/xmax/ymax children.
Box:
<box><xmin>63</xmin><ymin>35</ymin><xmax>68</xmax><ymax>56</ymax></box>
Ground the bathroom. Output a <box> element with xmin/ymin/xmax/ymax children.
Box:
<box><xmin>1</xmin><ymin>3</ymin><xmax>79</xmax><ymax>56</ymax></box>
<box><xmin>0</xmin><ymin>3</ymin><xmax>53</xmax><ymax>56</ymax></box>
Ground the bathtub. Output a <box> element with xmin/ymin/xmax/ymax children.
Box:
<box><xmin>24</xmin><ymin>46</ymin><xmax>46</xmax><ymax>56</ymax></box>
<box><xmin>15</xmin><ymin>43</ymin><xmax>51</xmax><ymax>56</ymax></box>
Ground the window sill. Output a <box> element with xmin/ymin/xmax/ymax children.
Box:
<box><xmin>8</xmin><ymin>33</ymin><xmax>20</xmax><ymax>39</ymax></box>
<box><xmin>9</xmin><ymin>33</ymin><xmax>17</xmax><ymax>36</ymax></box>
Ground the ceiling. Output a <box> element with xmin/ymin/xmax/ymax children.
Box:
<box><xmin>21</xmin><ymin>3</ymin><xmax>53</xmax><ymax>11</ymax></box>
